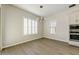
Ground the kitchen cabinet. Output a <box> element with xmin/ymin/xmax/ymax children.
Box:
<box><xmin>69</xmin><ymin>9</ymin><xmax>79</xmax><ymax>47</ymax></box>
<box><xmin>69</xmin><ymin>10</ymin><xmax>79</xmax><ymax>24</ymax></box>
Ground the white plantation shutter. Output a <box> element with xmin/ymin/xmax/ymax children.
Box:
<box><xmin>32</xmin><ymin>20</ymin><xmax>35</xmax><ymax>34</ymax></box>
<box><xmin>28</xmin><ymin>19</ymin><xmax>31</xmax><ymax>35</ymax></box>
<box><xmin>24</xmin><ymin>18</ymin><xmax>28</xmax><ymax>35</ymax></box>
<box><xmin>24</xmin><ymin>17</ymin><xmax>38</xmax><ymax>35</ymax></box>
<box><xmin>50</xmin><ymin>21</ymin><xmax>56</xmax><ymax>34</ymax></box>
<box><xmin>35</xmin><ymin>20</ymin><xmax>38</xmax><ymax>34</ymax></box>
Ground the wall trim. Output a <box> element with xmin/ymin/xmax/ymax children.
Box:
<box><xmin>43</xmin><ymin>37</ymin><xmax>68</xmax><ymax>43</ymax></box>
<box><xmin>2</xmin><ymin>37</ymin><xmax>43</xmax><ymax>49</ymax></box>
<box><xmin>2</xmin><ymin>37</ymin><xmax>69</xmax><ymax>50</ymax></box>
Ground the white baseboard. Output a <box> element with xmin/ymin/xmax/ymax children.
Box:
<box><xmin>2</xmin><ymin>37</ymin><xmax>68</xmax><ymax>49</ymax></box>
<box><xmin>69</xmin><ymin>41</ymin><xmax>79</xmax><ymax>47</ymax></box>
<box><xmin>3</xmin><ymin>37</ymin><xmax>42</xmax><ymax>49</ymax></box>
<box><xmin>43</xmin><ymin>36</ymin><xmax>68</xmax><ymax>43</ymax></box>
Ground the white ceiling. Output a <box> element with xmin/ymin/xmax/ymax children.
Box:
<box><xmin>13</xmin><ymin>4</ymin><xmax>70</xmax><ymax>17</ymax></box>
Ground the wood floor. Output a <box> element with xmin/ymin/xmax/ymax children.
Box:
<box><xmin>2</xmin><ymin>38</ymin><xmax>79</xmax><ymax>55</ymax></box>
<box><xmin>0</xmin><ymin>51</ymin><xmax>1</xmax><ymax>55</ymax></box>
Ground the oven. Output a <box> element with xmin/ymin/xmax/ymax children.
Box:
<box><xmin>70</xmin><ymin>25</ymin><xmax>79</xmax><ymax>41</ymax></box>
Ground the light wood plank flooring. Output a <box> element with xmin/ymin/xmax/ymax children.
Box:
<box><xmin>0</xmin><ymin>52</ymin><xmax>1</xmax><ymax>55</ymax></box>
<box><xmin>2</xmin><ymin>38</ymin><xmax>79</xmax><ymax>55</ymax></box>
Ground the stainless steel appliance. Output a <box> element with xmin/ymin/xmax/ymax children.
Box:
<box><xmin>70</xmin><ymin>24</ymin><xmax>79</xmax><ymax>41</ymax></box>
<box><xmin>69</xmin><ymin>24</ymin><xmax>79</xmax><ymax>47</ymax></box>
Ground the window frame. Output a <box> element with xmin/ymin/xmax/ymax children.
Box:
<box><xmin>24</xmin><ymin>17</ymin><xmax>38</xmax><ymax>35</ymax></box>
<box><xmin>49</xmin><ymin>21</ymin><xmax>56</xmax><ymax>34</ymax></box>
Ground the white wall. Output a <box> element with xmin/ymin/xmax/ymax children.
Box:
<box><xmin>2</xmin><ymin>5</ymin><xmax>43</xmax><ymax>48</ymax></box>
<box><xmin>54</xmin><ymin>13</ymin><xmax>69</xmax><ymax>42</ymax></box>
<box><xmin>43</xmin><ymin>6</ymin><xmax>79</xmax><ymax>43</ymax></box>
<box><xmin>43</xmin><ymin>13</ymin><xmax>69</xmax><ymax>42</ymax></box>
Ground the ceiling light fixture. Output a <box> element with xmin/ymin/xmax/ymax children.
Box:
<box><xmin>40</xmin><ymin>5</ymin><xmax>43</xmax><ymax>8</ymax></box>
<box><xmin>69</xmin><ymin>4</ymin><xmax>76</xmax><ymax>8</ymax></box>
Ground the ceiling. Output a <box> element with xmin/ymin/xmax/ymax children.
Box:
<box><xmin>13</xmin><ymin>4</ymin><xmax>71</xmax><ymax>17</ymax></box>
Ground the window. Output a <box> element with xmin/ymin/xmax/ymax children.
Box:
<box><xmin>24</xmin><ymin>17</ymin><xmax>38</xmax><ymax>35</ymax></box>
<box><xmin>49</xmin><ymin>21</ymin><xmax>56</xmax><ymax>34</ymax></box>
<box><xmin>31</xmin><ymin>20</ymin><xmax>35</xmax><ymax>34</ymax></box>
<box><xmin>28</xmin><ymin>19</ymin><xmax>32</xmax><ymax>35</ymax></box>
<box><xmin>24</xmin><ymin>18</ymin><xmax>28</xmax><ymax>35</ymax></box>
<box><xmin>35</xmin><ymin>20</ymin><xmax>38</xmax><ymax>34</ymax></box>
